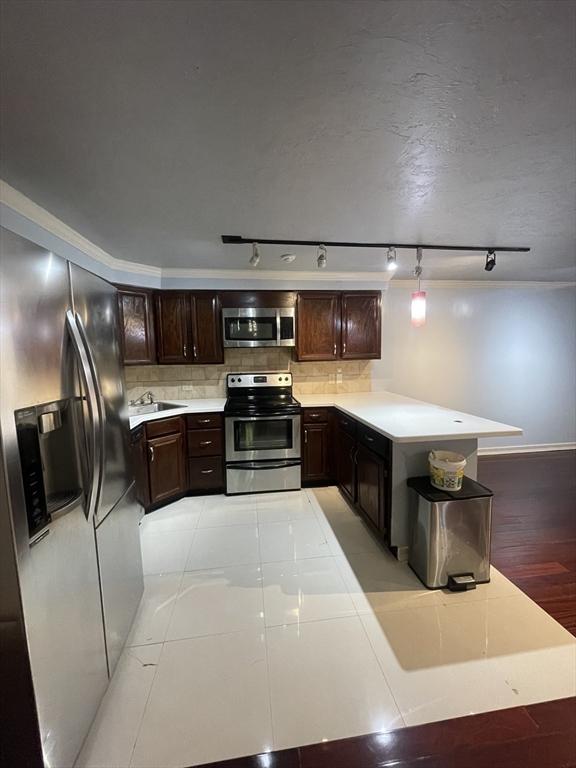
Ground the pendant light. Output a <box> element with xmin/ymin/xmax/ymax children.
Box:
<box><xmin>411</xmin><ymin>247</ymin><xmax>426</xmax><ymax>327</ymax></box>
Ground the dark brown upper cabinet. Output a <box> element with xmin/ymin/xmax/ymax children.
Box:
<box><xmin>295</xmin><ymin>292</ymin><xmax>340</xmax><ymax>361</ymax></box>
<box><xmin>155</xmin><ymin>291</ymin><xmax>223</xmax><ymax>365</ymax></box>
<box><xmin>155</xmin><ymin>292</ymin><xmax>191</xmax><ymax>363</ymax></box>
<box><xmin>117</xmin><ymin>286</ymin><xmax>156</xmax><ymax>365</ymax></box>
<box><xmin>295</xmin><ymin>290</ymin><xmax>381</xmax><ymax>362</ymax></box>
<box><xmin>341</xmin><ymin>291</ymin><xmax>381</xmax><ymax>359</ymax></box>
<box><xmin>190</xmin><ymin>293</ymin><xmax>224</xmax><ymax>364</ymax></box>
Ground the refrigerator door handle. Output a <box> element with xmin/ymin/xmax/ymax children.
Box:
<box><xmin>66</xmin><ymin>310</ymin><xmax>102</xmax><ymax>523</ymax></box>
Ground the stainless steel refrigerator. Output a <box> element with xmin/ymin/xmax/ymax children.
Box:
<box><xmin>0</xmin><ymin>227</ymin><xmax>144</xmax><ymax>767</ymax></box>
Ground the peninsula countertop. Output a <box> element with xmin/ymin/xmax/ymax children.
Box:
<box><xmin>129</xmin><ymin>391</ymin><xmax>522</xmax><ymax>443</ymax></box>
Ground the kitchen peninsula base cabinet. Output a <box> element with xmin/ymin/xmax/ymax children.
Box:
<box><xmin>301</xmin><ymin>409</ymin><xmax>333</xmax><ymax>484</ymax></box>
<box><xmin>132</xmin><ymin>413</ymin><xmax>225</xmax><ymax>512</ymax></box>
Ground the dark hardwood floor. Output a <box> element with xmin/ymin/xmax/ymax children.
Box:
<box><xmin>478</xmin><ymin>450</ymin><xmax>576</xmax><ymax>636</ymax></box>
<box><xmin>197</xmin><ymin>451</ymin><xmax>576</xmax><ymax>768</ymax></box>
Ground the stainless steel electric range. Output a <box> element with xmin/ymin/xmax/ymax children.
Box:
<box><xmin>224</xmin><ymin>372</ymin><xmax>301</xmax><ymax>494</ymax></box>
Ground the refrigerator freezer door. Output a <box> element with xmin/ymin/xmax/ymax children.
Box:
<box><xmin>0</xmin><ymin>228</ymin><xmax>109</xmax><ymax>767</ymax></box>
<box><xmin>69</xmin><ymin>263</ymin><xmax>132</xmax><ymax>523</ymax></box>
<box><xmin>96</xmin><ymin>481</ymin><xmax>144</xmax><ymax>676</ymax></box>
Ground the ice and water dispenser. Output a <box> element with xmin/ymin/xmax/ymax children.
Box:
<box><xmin>15</xmin><ymin>399</ymin><xmax>83</xmax><ymax>538</ymax></box>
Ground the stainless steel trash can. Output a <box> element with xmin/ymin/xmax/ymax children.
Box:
<box><xmin>407</xmin><ymin>476</ymin><xmax>493</xmax><ymax>590</ymax></box>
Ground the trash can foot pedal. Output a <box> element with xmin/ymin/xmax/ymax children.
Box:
<box><xmin>447</xmin><ymin>573</ymin><xmax>476</xmax><ymax>591</ymax></box>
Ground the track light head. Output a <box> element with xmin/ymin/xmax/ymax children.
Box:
<box><xmin>386</xmin><ymin>246</ymin><xmax>397</xmax><ymax>271</ymax></box>
<box><xmin>317</xmin><ymin>244</ymin><xmax>327</xmax><ymax>269</ymax></box>
<box><xmin>485</xmin><ymin>249</ymin><xmax>496</xmax><ymax>272</ymax></box>
<box><xmin>249</xmin><ymin>242</ymin><xmax>261</xmax><ymax>267</ymax></box>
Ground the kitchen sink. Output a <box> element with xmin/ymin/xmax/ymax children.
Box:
<box><xmin>128</xmin><ymin>401</ymin><xmax>181</xmax><ymax>416</ymax></box>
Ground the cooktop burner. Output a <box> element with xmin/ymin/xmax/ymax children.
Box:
<box><xmin>224</xmin><ymin>372</ymin><xmax>301</xmax><ymax>416</ymax></box>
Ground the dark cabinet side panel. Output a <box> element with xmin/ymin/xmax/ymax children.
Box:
<box><xmin>341</xmin><ymin>291</ymin><xmax>382</xmax><ymax>360</ymax></box>
<box><xmin>356</xmin><ymin>444</ymin><xmax>384</xmax><ymax>530</ymax></box>
<box><xmin>336</xmin><ymin>428</ymin><xmax>356</xmax><ymax>503</ymax></box>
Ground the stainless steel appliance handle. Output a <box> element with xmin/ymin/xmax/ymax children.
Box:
<box><xmin>226</xmin><ymin>415</ymin><xmax>297</xmax><ymax>423</ymax></box>
<box><xmin>66</xmin><ymin>310</ymin><xmax>101</xmax><ymax>523</ymax></box>
<box><xmin>230</xmin><ymin>460</ymin><xmax>301</xmax><ymax>471</ymax></box>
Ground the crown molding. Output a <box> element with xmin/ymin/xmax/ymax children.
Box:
<box><xmin>389</xmin><ymin>279</ymin><xmax>576</xmax><ymax>289</ymax></box>
<box><xmin>162</xmin><ymin>267</ymin><xmax>393</xmax><ymax>282</ymax></box>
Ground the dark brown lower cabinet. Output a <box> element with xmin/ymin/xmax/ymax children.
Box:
<box><xmin>336</xmin><ymin>428</ymin><xmax>357</xmax><ymax>504</ymax></box>
<box><xmin>302</xmin><ymin>422</ymin><xmax>332</xmax><ymax>483</ymax></box>
<box><xmin>147</xmin><ymin>431</ymin><xmax>186</xmax><ymax>505</ymax></box>
<box><xmin>356</xmin><ymin>444</ymin><xmax>385</xmax><ymax>531</ymax></box>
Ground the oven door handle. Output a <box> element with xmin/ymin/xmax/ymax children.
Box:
<box><xmin>225</xmin><ymin>414</ymin><xmax>300</xmax><ymax>421</ymax></box>
<box><xmin>228</xmin><ymin>460</ymin><xmax>301</xmax><ymax>471</ymax></box>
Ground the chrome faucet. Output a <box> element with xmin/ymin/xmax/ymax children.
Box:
<box><xmin>129</xmin><ymin>391</ymin><xmax>155</xmax><ymax>406</ymax></box>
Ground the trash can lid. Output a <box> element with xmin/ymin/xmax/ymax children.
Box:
<box><xmin>407</xmin><ymin>475</ymin><xmax>493</xmax><ymax>501</ymax></box>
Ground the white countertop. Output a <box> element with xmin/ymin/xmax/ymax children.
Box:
<box><xmin>129</xmin><ymin>391</ymin><xmax>522</xmax><ymax>443</ymax></box>
<box><xmin>297</xmin><ymin>392</ymin><xmax>522</xmax><ymax>443</ymax></box>
<box><xmin>129</xmin><ymin>399</ymin><xmax>226</xmax><ymax>429</ymax></box>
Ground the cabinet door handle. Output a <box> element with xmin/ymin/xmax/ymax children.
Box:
<box><xmin>149</xmin><ymin>445</ymin><xmax>155</xmax><ymax>462</ymax></box>
<box><xmin>343</xmin><ymin>342</ymin><xmax>346</xmax><ymax>354</ymax></box>
<box><xmin>199</xmin><ymin>440</ymin><xmax>213</xmax><ymax>446</ymax></box>
<box><xmin>333</xmin><ymin>343</ymin><xmax>337</xmax><ymax>355</ymax></box>
<box><xmin>304</xmin><ymin>430</ymin><xmax>308</xmax><ymax>443</ymax></box>
<box><xmin>200</xmin><ymin>469</ymin><xmax>214</xmax><ymax>475</ymax></box>
<box><xmin>183</xmin><ymin>343</ymin><xmax>187</xmax><ymax>357</ymax></box>
<box><xmin>193</xmin><ymin>344</ymin><xmax>198</xmax><ymax>359</ymax></box>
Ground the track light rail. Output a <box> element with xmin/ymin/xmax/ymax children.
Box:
<box><xmin>221</xmin><ymin>235</ymin><xmax>529</xmax><ymax>253</ymax></box>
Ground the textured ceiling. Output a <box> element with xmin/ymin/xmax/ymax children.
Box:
<box><xmin>1</xmin><ymin>0</ymin><xmax>575</xmax><ymax>280</ymax></box>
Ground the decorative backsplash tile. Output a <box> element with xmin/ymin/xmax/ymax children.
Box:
<box><xmin>125</xmin><ymin>348</ymin><xmax>372</xmax><ymax>402</ymax></box>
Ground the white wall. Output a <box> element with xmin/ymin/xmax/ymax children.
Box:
<box><xmin>373</xmin><ymin>283</ymin><xmax>576</xmax><ymax>450</ymax></box>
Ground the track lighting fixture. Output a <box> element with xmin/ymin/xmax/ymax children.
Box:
<box><xmin>485</xmin><ymin>249</ymin><xmax>496</xmax><ymax>272</ymax></box>
<box><xmin>411</xmin><ymin>247</ymin><xmax>426</xmax><ymax>327</ymax></box>
<box><xmin>317</xmin><ymin>244</ymin><xmax>327</xmax><ymax>269</ymax></box>
<box><xmin>281</xmin><ymin>253</ymin><xmax>296</xmax><ymax>263</ymax></box>
<box><xmin>386</xmin><ymin>246</ymin><xmax>397</xmax><ymax>271</ymax></box>
<box><xmin>249</xmin><ymin>242</ymin><xmax>260</xmax><ymax>268</ymax></box>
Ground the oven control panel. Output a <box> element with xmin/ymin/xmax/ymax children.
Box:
<box><xmin>227</xmin><ymin>372</ymin><xmax>292</xmax><ymax>388</ymax></box>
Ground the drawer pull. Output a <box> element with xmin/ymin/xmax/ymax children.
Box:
<box><xmin>199</xmin><ymin>440</ymin><xmax>213</xmax><ymax>446</ymax></box>
<box><xmin>200</xmin><ymin>469</ymin><xmax>214</xmax><ymax>475</ymax></box>
<box><xmin>198</xmin><ymin>419</ymin><xmax>211</xmax><ymax>424</ymax></box>
<box><xmin>309</xmin><ymin>413</ymin><xmax>319</xmax><ymax>418</ymax></box>
<box><xmin>365</xmin><ymin>436</ymin><xmax>374</xmax><ymax>442</ymax></box>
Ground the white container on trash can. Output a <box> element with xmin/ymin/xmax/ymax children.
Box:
<box><xmin>428</xmin><ymin>450</ymin><xmax>467</xmax><ymax>491</ymax></box>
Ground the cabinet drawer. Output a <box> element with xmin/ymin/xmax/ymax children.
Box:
<box><xmin>189</xmin><ymin>457</ymin><xmax>223</xmax><ymax>491</ymax></box>
<box><xmin>303</xmin><ymin>408</ymin><xmax>330</xmax><ymax>424</ymax></box>
<box><xmin>357</xmin><ymin>424</ymin><xmax>390</xmax><ymax>459</ymax></box>
<box><xmin>187</xmin><ymin>428</ymin><xmax>223</xmax><ymax>457</ymax></box>
<box><xmin>145</xmin><ymin>416</ymin><xmax>184</xmax><ymax>439</ymax></box>
<box><xmin>186</xmin><ymin>412</ymin><xmax>223</xmax><ymax>430</ymax></box>
<box><xmin>336</xmin><ymin>412</ymin><xmax>357</xmax><ymax>437</ymax></box>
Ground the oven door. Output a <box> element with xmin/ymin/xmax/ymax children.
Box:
<box><xmin>225</xmin><ymin>414</ymin><xmax>301</xmax><ymax>461</ymax></box>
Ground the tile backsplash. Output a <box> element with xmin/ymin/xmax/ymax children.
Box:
<box><xmin>125</xmin><ymin>348</ymin><xmax>372</xmax><ymax>402</ymax></box>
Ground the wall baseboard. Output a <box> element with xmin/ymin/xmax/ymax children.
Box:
<box><xmin>478</xmin><ymin>442</ymin><xmax>576</xmax><ymax>456</ymax></box>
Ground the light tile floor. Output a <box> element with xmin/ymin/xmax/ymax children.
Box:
<box><xmin>76</xmin><ymin>488</ymin><xmax>576</xmax><ymax>768</ymax></box>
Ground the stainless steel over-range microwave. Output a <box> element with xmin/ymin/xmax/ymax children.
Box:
<box><xmin>222</xmin><ymin>307</ymin><xmax>296</xmax><ymax>348</ymax></box>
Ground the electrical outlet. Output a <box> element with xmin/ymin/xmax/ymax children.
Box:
<box><xmin>336</xmin><ymin>369</ymin><xmax>343</xmax><ymax>384</ymax></box>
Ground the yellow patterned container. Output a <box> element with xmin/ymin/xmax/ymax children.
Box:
<box><xmin>428</xmin><ymin>450</ymin><xmax>467</xmax><ymax>491</ymax></box>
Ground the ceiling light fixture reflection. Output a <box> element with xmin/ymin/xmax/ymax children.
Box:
<box><xmin>411</xmin><ymin>247</ymin><xmax>426</xmax><ymax>327</ymax></box>
<box><xmin>485</xmin><ymin>249</ymin><xmax>496</xmax><ymax>272</ymax></box>
<box><xmin>386</xmin><ymin>246</ymin><xmax>397</xmax><ymax>271</ymax></box>
<box><xmin>249</xmin><ymin>242</ymin><xmax>261</xmax><ymax>268</ymax></box>
<box><xmin>317</xmin><ymin>244</ymin><xmax>327</xmax><ymax>269</ymax></box>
